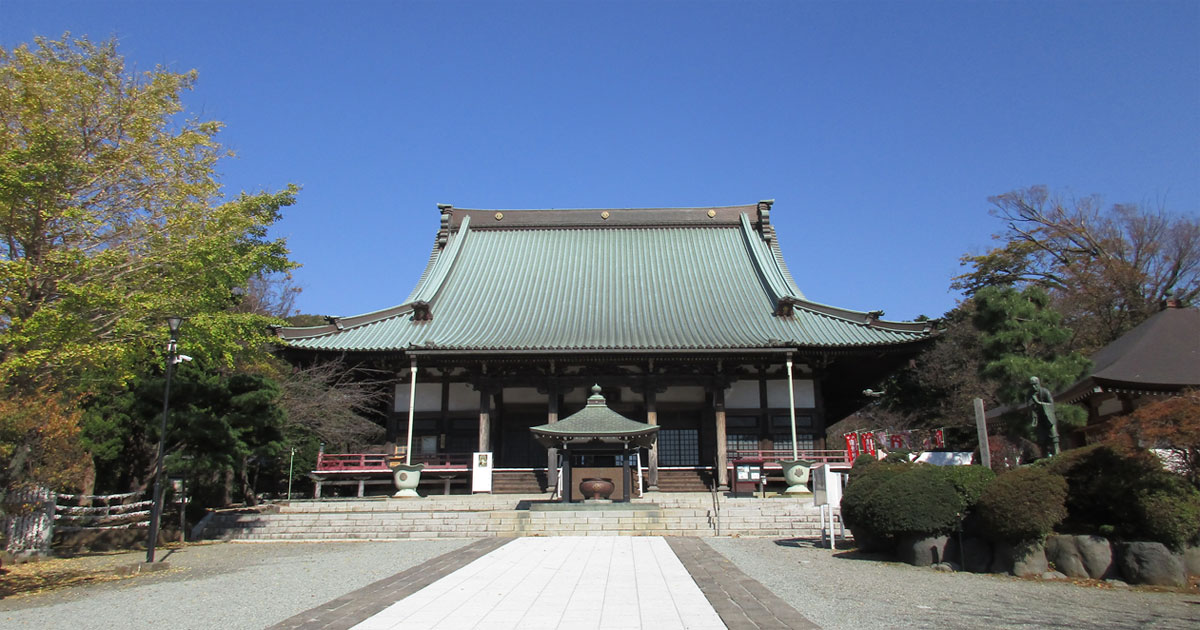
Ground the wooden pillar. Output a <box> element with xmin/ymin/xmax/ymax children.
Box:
<box><xmin>561</xmin><ymin>445</ymin><xmax>573</xmax><ymax>502</ymax></box>
<box><xmin>646</xmin><ymin>387</ymin><xmax>659</xmax><ymax>491</ymax></box>
<box><xmin>813</xmin><ymin>364</ymin><xmax>827</xmax><ymax>449</ymax></box>
<box><xmin>715</xmin><ymin>387</ymin><xmax>728</xmax><ymax>490</ymax></box>
<box><xmin>478</xmin><ymin>388</ymin><xmax>491</xmax><ymax>453</ymax></box>
<box><xmin>546</xmin><ymin>381</ymin><xmax>559</xmax><ymax>492</ymax></box>
<box><xmin>622</xmin><ymin>446</ymin><xmax>632</xmax><ymax>502</ymax></box>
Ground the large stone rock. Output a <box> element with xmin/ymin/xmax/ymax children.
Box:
<box><xmin>1045</xmin><ymin>534</ymin><xmax>1115</xmax><ymax>579</ymax></box>
<box><xmin>992</xmin><ymin>540</ymin><xmax>1047</xmax><ymax>577</ymax></box>
<box><xmin>1076</xmin><ymin>535</ymin><xmax>1117</xmax><ymax>579</ymax></box>
<box><xmin>1183</xmin><ymin>546</ymin><xmax>1200</xmax><ymax>578</ymax></box>
<box><xmin>897</xmin><ymin>534</ymin><xmax>950</xmax><ymax>567</ymax></box>
<box><xmin>946</xmin><ymin>536</ymin><xmax>992</xmax><ymax>573</ymax></box>
<box><xmin>1116</xmin><ymin>542</ymin><xmax>1186</xmax><ymax>587</ymax></box>
<box><xmin>1045</xmin><ymin>535</ymin><xmax>1087</xmax><ymax>577</ymax></box>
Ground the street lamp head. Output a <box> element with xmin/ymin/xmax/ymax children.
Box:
<box><xmin>166</xmin><ymin>316</ymin><xmax>184</xmax><ymax>337</ymax></box>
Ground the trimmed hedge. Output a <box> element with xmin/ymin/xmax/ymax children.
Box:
<box><xmin>975</xmin><ymin>466</ymin><xmax>1067</xmax><ymax>543</ymax></box>
<box><xmin>1040</xmin><ymin>444</ymin><xmax>1200</xmax><ymax>549</ymax></box>
<box><xmin>1133</xmin><ymin>479</ymin><xmax>1200</xmax><ymax>550</ymax></box>
<box><xmin>843</xmin><ymin>461</ymin><xmax>995</xmax><ymax>543</ymax></box>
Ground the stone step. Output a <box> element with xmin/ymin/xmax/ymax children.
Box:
<box><xmin>195</xmin><ymin>494</ymin><xmax>840</xmax><ymax>542</ymax></box>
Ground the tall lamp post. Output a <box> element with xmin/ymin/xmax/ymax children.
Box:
<box><xmin>147</xmin><ymin>316</ymin><xmax>184</xmax><ymax>564</ymax></box>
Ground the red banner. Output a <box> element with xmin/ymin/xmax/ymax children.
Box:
<box><xmin>861</xmin><ymin>432</ymin><xmax>878</xmax><ymax>457</ymax></box>
<box><xmin>845</xmin><ymin>432</ymin><xmax>860</xmax><ymax>461</ymax></box>
<box><xmin>934</xmin><ymin>428</ymin><xmax>945</xmax><ymax>449</ymax></box>
<box><xmin>889</xmin><ymin>432</ymin><xmax>908</xmax><ymax>450</ymax></box>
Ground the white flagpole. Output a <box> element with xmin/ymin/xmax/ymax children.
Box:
<box><xmin>787</xmin><ymin>354</ymin><xmax>798</xmax><ymax>460</ymax></box>
<box><xmin>406</xmin><ymin>357</ymin><xmax>417</xmax><ymax>466</ymax></box>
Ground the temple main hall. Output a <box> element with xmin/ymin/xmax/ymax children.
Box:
<box><xmin>277</xmin><ymin>200</ymin><xmax>933</xmax><ymax>492</ymax></box>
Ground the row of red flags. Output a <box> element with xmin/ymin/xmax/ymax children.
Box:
<box><xmin>844</xmin><ymin>428</ymin><xmax>945</xmax><ymax>461</ymax></box>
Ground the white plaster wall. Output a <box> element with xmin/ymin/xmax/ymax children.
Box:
<box><xmin>394</xmin><ymin>382</ymin><xmax>443</xmax><ymax>412</ymax></box>
<box><xmin>447</xmin><ymin>382</ymin><xmax>477</xmax><ymax>411</ymax></box>
<box><xmin>657</xmin><ymin>386</ymin><xmax>706</xmax><ymax>403</ymax></box>
<box><xmin>724</xmin><ymin>380</ymin><xmax>760</xmax><ymax>408</ymax></box>
<box><xmin>504</xmin><ymin>387</ymin><xmax>547</xmax><ymax>404</ymax></box>
<box><xmin>1098</xmin><ymin>397</ymin><xmax>1124</xmax><ymax>416</ymax></box>
<box><xmin>766</xmin><ymin>379</ymin><xmax>815</xmax><ymax>408</ymax></box>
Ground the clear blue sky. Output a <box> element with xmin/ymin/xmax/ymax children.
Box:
<box><xmin>5</xmin><ymin>1</ymin><xmax>1198</xmax><ymax>321</ymax></box>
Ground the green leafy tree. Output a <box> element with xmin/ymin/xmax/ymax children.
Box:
<box><xmin>879</xmin><ymin>287</ymin><xmax>1088</xmax><ymax>443</ymax></box>
<box><xmin>0</xmin><ymin>34</ymin><xmax>297</xmax><ymax>394</ymax></box>
<box><xmin>83</xmin><ymin>365</ymin><xmax>285</xmax><ymax>506</ymax></box>
<box><xmin>972</xmin><ymin>285</ymin><xmax>1090</xmax><ymax>405</ymax></box>
<box><xmin>0</xmin><ymin>390</ymin><xmax>91</xmax><ymax>512</ymax></box>
<box><xmin>955</xmin><ymin>186</ymin><xmax>1200</xmax><ymax>353</ymax></box>
<box><xmin>880</xmin><ymin>304</ymin><xmax>999</xmax><ymax>432</ymax></box>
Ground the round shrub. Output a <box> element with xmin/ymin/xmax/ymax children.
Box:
<box><xmin>842</xmin><ymin>460</ymin><xmax>907</xmax><ymax>533</ymax></box>
<box><xmin>938</xmin><ymin>464</ymin><xmax>996</xmax><ymax>507</ymax></box>
<box><xmin>1040</xmin><ymin>443</ymin><xmax>1200</xmax><ymax>546</ymax></box>
<box><xmin>1133</xmin><ymin>479</ymin><xmax>1200</xmax><ymax>550</ymax></box>
<box><xmin>842</xmin><ymin>460</ymin><xmax>914</xmax><ymax>550</ymax></box>
<box><xmin>975</xmin><ymin>466</ymin><xmax>1067</xmax><ymax>543</ymax></box>
<box><xmin>863</xmin><ymin>465</ymin><xmax>966</xmax><ymax>538</ymax></box>
<box><xmin>845</xmin><ymin>464</ymin><xmax>967</xmax><ymax>540</ymax></box>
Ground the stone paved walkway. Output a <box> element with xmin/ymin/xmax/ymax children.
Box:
<box><xmin>268</xmin><ymin>536</ymin><xmax>819</xmax><ymax>630</ymax></box>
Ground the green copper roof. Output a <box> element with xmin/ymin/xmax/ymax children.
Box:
<box><xmin>279</xmin><ymin>202</ymin><xmax>934</xmax><ymax>352</ymax></box>
<box><xmin>531</xmin><ymin>386</ymin><xmax>659</xmax><ymax>448</ymax></box>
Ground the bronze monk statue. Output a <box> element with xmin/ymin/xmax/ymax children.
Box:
<box><xmin>1029</xmin><ymin>376</ymin><xmax>1061</xmax><ymax>456</ymax></box>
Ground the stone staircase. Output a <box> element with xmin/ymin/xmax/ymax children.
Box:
<box><xmin>492</xmin><ymin>470</ymin><xmax>550</xmax><ymax>493</ymax></box>
<box><xmin>193</xmin><ymin>492</ymin><xmax>841</xmax><ymax>541</ymax></box>
<box><xmin>654</xmin><ymin>468</ymin><xmax>715</xmax><ymax>492</ymax></box>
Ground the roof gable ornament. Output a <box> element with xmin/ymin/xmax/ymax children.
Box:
<box><xmin>411</xmin><ymin>301</ymin><xmax>433</xmax><ymax>321</ymax></box>
<box><xmin>436</xmin><ymin>204</ymin><xmax>453</xmax><ymax>248</ymax></box>
<box><xmin>587</xmin><ymin>384</ymin><xmax>606</xmax><ymax>405</ymax></box>
<box><xmin>775</xmin><ymin>296</ymin><xmax>800</xmax><ymax>318</ymax></box>
<box><xmin>757</xmin><ymin>199</ymin><xmax>776</xmax><ymax>241</ymax></box>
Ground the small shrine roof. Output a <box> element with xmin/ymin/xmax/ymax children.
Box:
<box><xmin>1060</xmin><ymin>304</ymin><xmax>1200</xmax><ymax>401</ymax></box>
<box><xmin>531</xmin><ymin>386</ymin><xmax>658</xmax><ymax>448</ymax></box>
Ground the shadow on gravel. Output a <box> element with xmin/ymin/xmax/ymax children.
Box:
<box><xmin>772</xmin><ymin>538</ymin><xmax>898</xmax><ymax>563</ymax></box>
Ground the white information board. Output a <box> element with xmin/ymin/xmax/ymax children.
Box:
<box><xmin>472</xmin><ymin>452</ymin><xmax>493</xmax><ymax>493</ymax></box>
<box><xmin>812</xmin><ymin>464</ymin><xmax>846</xmax><ymax>507</ymax></box>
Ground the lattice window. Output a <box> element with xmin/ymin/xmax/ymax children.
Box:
<box><xmin>772</xmin><ymin>433</ymin><xmax>816</xmax><ymax>452</ymax></box>
<box><xmin>726</xmin><ymin>415</ymin><xmax>760</xmax><ymax>454</ymax></box>
<box><xmin>658</xmin><ymin>429</ymin><xmax>699</xmax><ymax>466</ymax></box>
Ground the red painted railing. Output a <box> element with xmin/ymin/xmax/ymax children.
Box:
<box><xmin>314</xmin><ymin>449</ymin><xmax>846</xmax><ymax>474</ymax></box>
<box><xmin>315</xmin><ymin>453</ymin><xmax>390</xmax><ymax>471</ymax></box>
<box><xmin>727</xmin><ymin>449</ymin><xmax>849</xmax><ymax>465</ymax></box>
<box><xmin>314</xmin><ymin>451</ymin><xmax>472</xmax><ymax>473</ymax></box>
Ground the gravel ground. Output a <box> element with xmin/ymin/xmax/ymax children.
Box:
<box><xmin>0</xmin><ymin>539</ymin><xmax>472</xmax><ymax>630</ymax></box>
<box><xmin>705</xmin><ymin>538</ymin><xmax>1200</xmax><ymax>630</ymax></box>
<box><xmin>3</xmin><ymin>537</ymin><xmax>1198</xmax><ymax>630</ymax></box>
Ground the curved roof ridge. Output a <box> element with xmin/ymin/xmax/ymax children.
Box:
<box><xmin>793</xmin><ymin>297</ymin><xmax>934</xmax><ymax>333</ymax></box>
<box><xmin>738</xmin><ymin>212</ymin><xmax>795</xmax><ymax>304</ymax></box>
<box><xmin>768</xmin><ymin>239</ymin><xmax>805</xmax><ymax>298</ymax></box>
<box><xmin>410</xmin><ymin>214</ymin><xmax>471</xmax><ymax>303</ymax></box>
<box><xmin>452</xmin><ymin>203</ymin><xmax>758</xmax><ymax>212</ymax></box>
<box><xmin>403</xmin><ymin>239</ymin><xmax>442</xmax><ymax>304</ymax></box>
<box><xmin>444</xmin><ymin>204</ymin><xmax>759</xmax><ymax>230</ymax></box>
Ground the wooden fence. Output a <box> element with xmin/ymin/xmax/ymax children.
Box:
<box><xmin>2</xmin><ymin>486</ymin><xmax>55</xmax><ymax>554</ymax></box>
<box><xmin>2</xmin><ymin>488</ymin><xmax>153</xmax><ymax>554</ymax></box>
